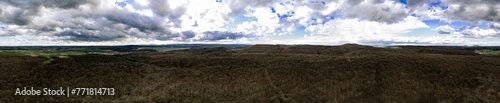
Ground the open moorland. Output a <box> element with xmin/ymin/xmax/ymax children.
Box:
<box><xmin>1</xmin><ymin>44</ymin><xmax>500</xmax><ymax>102</ymax></box>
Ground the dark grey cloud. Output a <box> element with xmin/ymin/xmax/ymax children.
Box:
<box><xmin>435</xmin><ymin>25</ymin><xmax>454</xmax><ymax>34</ymax></box>
<box><xmin>347</xmin><ymin>0</ymin><xmax>365</xmax><ymax>6</ymax></box>
<box><xmin>155</xmin><ymin>31</ymin><xmax>196</xmax><ymax>40</ymax></box>
<box><xmin>489</xmin><ymin>23</ymin><xmax>500</xmax><ymax>30</ymax></box>
<box><xmin>407</xmin><ymin>0</ymin><xmax>428</xmax><ymax>9</ymax></box>
<box><xmin>371</xmin><ymin>0</ymin><xmax>386</xmax><ymax>4</ymax></box>
<box><xmin>148</xmin><ymin>0</ymin><xmax>186</xmax><ymax>25</ymax></box>
<box><xmin>439</xmin><ymin>0</ymin><xmax>500</xmax><ymax>22</ymax></box>
<box><xmin>0</xmin><ymin>6</ymin><xmax>36</xmax><ymax>25</ymax></box>
<box><xmin>0</xmin><ymin>0</ymin><xmax>259</xmax><ymax>42</ymax></box>
<box><xmin>180</xmin><ymin>31</ymin><xmax>196</xmax><ymax>39</ymax></box>
<box><xmin>0</xmin><ymin>29</ymin><xmax>14</xmax><ymax>36</ymax></box>
<box><xmin>201</xmin><ymin>31</ymin><xmax>252</xmax><ymax>41</ymax></box>
<box><xmin>438</xmin><ymin>30</ymin><xmax>451</xmax><ymax>34</ymax></box>
<box><xmin>149</xmin><ymin>0</ymin><xmax>170</xmax><ymax>17</ymax></box>
<box><xmin>105</xmin><ymin>9</ymin><xmax>166</xmax><ymax>32</ymax></box>
<box><xmin>0</xmin><ymin>0</ymin><xmax>100</xmax><ymax>25</ymax></box>
<box><xmin>341</xmin><ymin>0</ymin><xmax>410</xmax><ymax>23</ymax></box>
<box><xmin>55</xmin><ymin>29</ymin><xmax>126</xmax><ymax>41</ymax></box>
<box><xmin>3</xmin><ymin>0</ymin><xmax>98</xmax><ymax>9</ymax></box>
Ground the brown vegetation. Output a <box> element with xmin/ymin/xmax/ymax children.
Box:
<box><xmin>1</xmin><ymin>45</ymin><xmax>500</xmax><ymax>102</ymax></box>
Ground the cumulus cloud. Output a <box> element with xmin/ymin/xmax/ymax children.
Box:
<box><xmin>434</xmin><ymin>25</ymin><xmax>455</xmax><ymax>34</ymax></box>
<box><xmin>460</xmin><ymin>26</ymin><xmax>500</xmax><ymax>38</ymax></box>
<box><xmin>226</xmin><ymin>0</ymin><xmax>277</xmax><ymax>15</ymax></box>
<box><xmin>490</xmin><ymin>23</ymin><xmax>500</xmax><ymax>29</ymax></box>
<box><xmin>0</xmin><ymin>0</ymin><xmax>499</xmax><ymax>45</ymax></box>
<box><xmin>265</xmin><ymin>33</ymin><xmax>467</xmax><ymax>46</ymax></box>
<box><xmin>422</xmin><ymin>0</ymin><xmax>500</xmax><ymax>22</ymax></box>
<box><xmin>305</xmin><ymin>16</ymin><xmax>429</xmax><ymax>43</ymax></box>
<box><xmin>235</xmin><ymin>0</ymin><xmax>415</xmax><ymax>38</ymax></box>
<box><xmin>0</xmin><ymin>0</ymin><xmax>259</xmax><ymax>43</ymax></box>
<box><xmin>270</xmin><ymin>0</ymin><xmax>412</xmax><ymax>26</ymax></box>
<box><xmin>358</xmin><ymin>35</ymin><xmax>466</xmax><ymax>46</ymax></box>
<box><xmin>340</xmin><ymin>0</ymin><xmax>410</xmax><ymax>23</ymax></box>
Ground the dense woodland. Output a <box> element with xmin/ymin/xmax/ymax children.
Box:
<box><xmin>1</xmin><ymin>44</ymin><xmax>499</xmax><ymax>102</ymax></box>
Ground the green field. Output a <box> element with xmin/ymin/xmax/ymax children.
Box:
<box><xmin>475</xmin><ymin>50</ymin><xmax>500</xmax><ymax>55</ymax></box>
<box><xmin>0</xmin><ymin>50</ymin><xmax>86</xmax><ymax>56</ymax></box>
<box><xmin>0</xmin><ymin>50</ymin><xmax>95</xmax><ymax>64</ymax></box>
<box><xmin>0</xmin><ymin>50</ymin><xmax>25</xmax><ymax>55</ymax></box>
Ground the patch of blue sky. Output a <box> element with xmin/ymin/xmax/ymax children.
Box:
<box><xmin>423</xmin><ymin>20</ymin><xmax>473</xmax><ymax>28</ymax></box>
<box><xmin>423</xmin><ymin>20</ymin><xmax>484</xmax><ymax>32</ymax></box>
<box><xmin>429</xmin><ymin>0</ymin><xmax>448</xmax><ymax>10</ymax></box>
<box><xmin>227</xmin><ymin>15</ymin><xmax>257</xmax><ymax>28</ymax></box>
<box><xmin>277</xmin><ymin>11</ymin><xmax>295</xmax><ymax>20</ymax></box>
<box><xmin>400</xmin><ymin>28</ymin><xmax>440</xmax><ymax>37</ymax></box>
<box><xmin>0</xmin><ymin>21</ymin><xmax>8</xmax><ymax>29</ymax></box>
<box><xmin>309</xmin><ymin>16</ymin><xmax>334</xmax><ymax>25</ymax></box>
<box><xmin>310</xmin><ymin>18</ymin><xmax>318</xmax><ymax>25</ymax></box>
<box><xmin>0</xmin><ymin>37</ymin><xmax>15</xmax><ymax>45</ymax></box>
<box><xmin>308</xmin><ymin>0</ymin><xmax>325</xmax><ymax>5</ymax></box>
<box><xmin>474</xmin><ymin>22</ymin><xmax>490</xmax><ymax>29</ymax></box>
<box><xmin>271</xmin><ymin>7</ymin><xmax>276</xmax><ymax>13</ymax></box>
<box><xmin>322</xmin><ymin>16</ymin><xmax>335</xmax><ymax>24</ymax></box>
<box><xmin>410</xmin><ymin>13</ymin><xmax>418</xmax><ymax>17</ymax></box>
<box><xmin>114</xmin><ymin>0</ymin><xmax>134</xmax><ymax>7</ymax></box>
<box><xmin>291</xmin><ymin>26</ymin><xmax>309</xmax><ymax>37</ymax></box>
<box><xmin>399</xmin><ymin>0</ymin><xmax>408</xmax><ymax>8</ymax></box>
<box><xmin>449</xmin><ymin>21</ymin><xmax>476</xmax><ymax>29</ymax></box>
<box><xmin>422</xmin><ymin>19</ymin><xmax>493</xmax><ymax>31</ymax></box>
<box><xmin>399</xmin><ymin>0</ymin><xmax>407</xmax><ymax>4</ymax></box>
<box><xmin>423</xmin><ymin>20</ymin><xmax>448</xmax><ymax>28</ymax></box>
<box><xmin>264</xmin><ymin>25</ymin><xmax>308</xmax><ymax>40</ymax></box>
<box><xmin>399</xmin><ymin>0</ymin><xmax>448</xmax><ymax>10</ymax></box>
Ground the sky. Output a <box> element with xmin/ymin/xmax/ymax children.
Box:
<box><xmin>0</xmin><ymin>0</ymin><xmax>500</xmax><ymax>46</ymax></box>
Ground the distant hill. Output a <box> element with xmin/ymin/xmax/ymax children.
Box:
<box><xmin>242</xmin><ymin>44</ymin><xmax>381</xmax><ymax>55</ymax></box>
<box><xmin>0</xmin><ymin>44</ymin><xmax>251</xmax><ymax>51</ymax></box>
<box><xmin>241</xmin><ymin>43</ymin><xmax>484</xmax><ymax>56</ymax></box>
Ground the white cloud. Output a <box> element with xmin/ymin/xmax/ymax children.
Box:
<box><xmin>460</xmin><ymin>26</ymin><xmax>500</xmax><ymax>38</ymax></box>
<box><xmin>134</xmin><ymin>0</ymin><xmax>149</xmax><ymax>6</ymax></box>
<box><xmin>305</xmin><ymin>16</ymin><xmax>429</xmax><ymax>43</ymax></box>
<box><xmin>256</xmin><ymin>33</ymin><xmax>470</xmax><ymax>46</ymax></box>
<box><xmin>236</xmin><ymin>7</ymin><xmax>281</xmax><ymax>36</ymax></box>
<box><xmin>1</xmin><ymin>0</ymin><xmax>500</xmax><ymax>46</ymax></box>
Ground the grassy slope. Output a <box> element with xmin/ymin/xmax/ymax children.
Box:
<box><xmin>0</xmin><ymin>50</ymin><xmax>110</xmax><ymax>64</ymax></box>
<box><xmin>476</xmin><ymin>50</ymin><xmax>500</xmax><ymax>56</ymax></box>
<box><xmin>1</xmin><ymin>45</ymin><xmax>499</xmax><ymax>102</ymax></box>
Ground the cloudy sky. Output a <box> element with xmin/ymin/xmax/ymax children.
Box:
<box><xmin>0</xmin><ymin>0</ymin><xmax>500</xmax><ymax>46</ymax></box>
